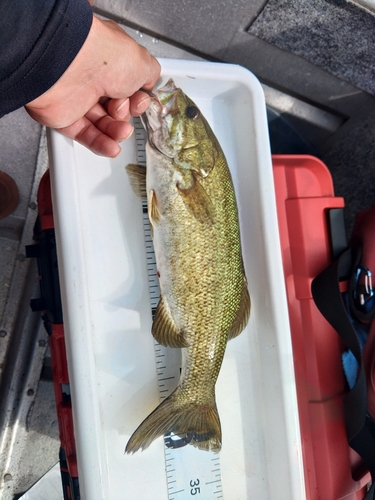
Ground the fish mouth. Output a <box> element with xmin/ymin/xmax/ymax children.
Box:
<box><xmin>156</xmin><ymin>79</ymin><xmax>179</xmax><ymax>112</ymax></box>
<box><xmin>141</xmin><ymin>79</ymin><xmax>180</xmax><ymax>156</ymax></box>
<box><xmin>138</xmin><ymin>87</ymin><xmax>159</xmax><ymax>145</ymax></box>
<box><xmin>140</xmin><ymin>88</ymin><xmax>163</xmax><ymax>155</ymax></box>
<box><xmin>140</xmin><ymin>111</ymin><xmax>159</xmax><ymax>152</ymax></box>
<box><xmin>140</xmin><ymin>78</ymin><xmax>178</xmax><ymax>104</ymax></box>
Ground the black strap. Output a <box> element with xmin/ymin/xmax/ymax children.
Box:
<box><xmin>312</xmin><ymin>248</ymin><xmax>375</xmax><ymax>499</ymax></box>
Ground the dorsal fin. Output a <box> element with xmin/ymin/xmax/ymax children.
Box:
<box><xmin>125</xmin><ymin>164</ymin><xmax>146</xmax><ymax>197</ymax></box>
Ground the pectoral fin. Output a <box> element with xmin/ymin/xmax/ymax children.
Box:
<box><xmin>228</xmin><ymin>275</ymin><xmax>251</xmax><ymax>340</ymax></box>
<box><xmin>152</xmin><ymin>295</ymin><xmax>189</xmax><ymax>348</ymax></box>
<box><xmin>125</xmin><ymin>164</ymin><xmax>146</xmax><ymax>197</ymax></box>
<box><xmin>177</xmin><ymin>176</ymin><xmax>215</xmax><ymax>225</ymax></box>
<box><xmin>148</xmin><ymin>189</ymin><xmax>161</xmax><ymax>225</ymax></box>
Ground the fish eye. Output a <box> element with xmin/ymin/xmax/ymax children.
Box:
<box><xmin>185</xmin><ymin>105</ymin><xmax>200</xmax><ymax>120</ymax></box>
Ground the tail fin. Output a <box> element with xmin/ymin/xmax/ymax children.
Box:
<box><xmin>125</xmin><ymin>391</ymin><xmax>221</xmax><ymax>453</ymax></box>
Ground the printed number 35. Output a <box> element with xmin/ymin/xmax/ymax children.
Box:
<box><xmin>190</xmin><ymin>479</ymin><xmax>200</xmax><ymax>495</ymax></box>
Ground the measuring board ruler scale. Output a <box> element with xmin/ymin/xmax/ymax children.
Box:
<box><xmin>134</xmin><ymin>117</ymin><xmax>224</xmax><ymax>500</ymax></box>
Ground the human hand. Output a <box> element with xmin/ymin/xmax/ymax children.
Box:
<box><xmin>25</xmin><ymin>16</ymin><xmax>161</xmax><ymax>157</ymax></box>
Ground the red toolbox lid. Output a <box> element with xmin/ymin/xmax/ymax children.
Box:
<box><xmin>35</xmin><ymin>153</ymin><xmax>371</xmax><ymax>499</ymax></box>
<box><xmin>273</xmin><ymin>155</ymin><xmax>370</xmax><ymax>499</ymax></box>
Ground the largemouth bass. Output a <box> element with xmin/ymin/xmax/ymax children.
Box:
<box><xmin>125</xmin><ymin>79</ymin><xmax>250</xmax><ymax>453</ymax></box>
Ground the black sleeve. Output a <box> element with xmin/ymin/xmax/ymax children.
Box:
<box><xmin>0</xmin><ymin>0</ymin><xmax>93</xmax><ymax>118</ymax></box>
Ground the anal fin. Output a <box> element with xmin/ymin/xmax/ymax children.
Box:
<box><xmin>228</xmin><ymin>275</ymin><xmax>251</xmax><ymax>340</ymax></box>
<box><xmin>152</xmin><ymin>295</ymin><xmax>189</xmax><ymax>348</ymax></box>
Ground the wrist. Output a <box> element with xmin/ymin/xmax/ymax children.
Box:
<box><xmin>25</xmin><ymin>16</ymin><xmax>104</xmax><ymax>128</ymax></box>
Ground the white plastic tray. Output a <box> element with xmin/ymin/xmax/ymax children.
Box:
<box><xmin>48</xmin><ymin>59</ymin><xmax>305</xmax><ymax>500</ymax></box>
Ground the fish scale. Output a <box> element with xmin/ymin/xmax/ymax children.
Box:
<box><xmin>134</xmin><ymin>116</ymin><xmax>224</xmax><ymax>500</ymax></box>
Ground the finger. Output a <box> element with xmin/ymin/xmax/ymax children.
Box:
<box><xmin>85</xmin><ymin>105</ymin><xmax>134</xmax><ymax>140</ymax></box>
<box><xmin>84</xmin><ymin>101</ymin><xmax>108</xmax><ymax>121</ymax></box>
<box><xmin>140</xmin><ymin>57</ymin><xmax>161</xmax><ymax>90</ymax></box>
<box><xmin>56</xmin><ymin>101</ymin><xmax>135</xmax><ymax>156</ymax></box>
<box><xmin>89</xmin><ymin>114</ymin><xmax>134</xmax><ymax>142</ymax></box>
<box><xmin>57</xmin><ymin>117</ymin><xmax>133</xmax><ymax>158</ymax></box>
<box><xmin>99</xmin><ymin>96</ymin><xmax>110</xmax><ymax>107</ymax></box>
<box><xmin>129</xmin><ymin>91</ymin><xmax>151</xmax><ymax>116</ymax></box>
<box><xmin>57</xmin><ymin>118</ymin><xmax>121</xmax><ymax>157</ymax></box>
<box><xmin>106</xmin><ymin>97</ymin><xmax>131</xmax><ymax>121</ymax></box>
<box><xmin>86</xmin><ymin>100</ymin><xmax>130</xmax><ymax>126</ymax></box>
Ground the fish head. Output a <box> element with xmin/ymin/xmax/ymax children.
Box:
<box><xmin>142</xmin><ymin>79</ymin><xmax>218</xmax><ymax>178</ymax></box>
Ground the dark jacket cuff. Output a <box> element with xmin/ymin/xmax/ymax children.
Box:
<box><xmin>0</xmin><ymin>0</ymin><xmax>93</xmax><ymax>118</ymax></box>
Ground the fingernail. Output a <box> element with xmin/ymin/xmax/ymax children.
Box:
<box><xmin>112</xmin><ymin>145</ymin><xmax>122</xmax><ymax>158</ymax></box>
<box><xmin>118</xmin><ymin>124</ymin><xmax>134</xmax><ymax>143</ymax></box>
<box><xmin>124</xmin><ymin>124</ymin><xmax>134</xmax><ymax>140</ymax></box>
<box><xmin>136</xmin><ymin>96</ymin><xmax>150</xmax><ymax>113</ymax></box>
<box><xmin>117</xmin><ymin>99</ymin><xmax>129</xmax><ymax>119</ymax></box>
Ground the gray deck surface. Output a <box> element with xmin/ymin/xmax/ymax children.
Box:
<box><xmin>1</xmin><ymin>0</ymin><xmax>375</xmax><ymax>497</ymax></box>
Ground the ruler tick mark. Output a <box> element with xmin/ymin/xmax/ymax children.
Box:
<box><xmin>205</xmin><ymin>479</ymin><xmax>221</xmax><ymax>485</ymax></box>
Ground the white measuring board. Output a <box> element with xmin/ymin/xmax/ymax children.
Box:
<box><xmin>135</xmin><ymin>117</ymin><xmax>224</xmax><ymax>500</ymax></box>
<box><xmin>48</xmin><ymin>59</ymin><xmax>305</xmax><ymax>500</ymax></box>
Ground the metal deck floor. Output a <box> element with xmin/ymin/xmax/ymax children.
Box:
<box><xmin>1</xmin><ymin>1</ymin><xmax>375</xmax><ymax>498</ymax></box>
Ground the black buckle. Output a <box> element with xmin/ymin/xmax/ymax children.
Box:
<box><xmin>353</xmin><ymin>264</ymin><xmax>374</xmax><ymax>313</ymax></box>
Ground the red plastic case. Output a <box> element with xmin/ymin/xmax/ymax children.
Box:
<box><xmin>32</xmin><ymin>170</ymin><xmax>79</xmax><ymax>499</ymax></box>
<box><xmin>32</xmin><ymin>156</ymin><xmax>370</xmax><ymax>499</ymax></box>
<box><xmin>273</xmin><ymin>155</ymin><xmax>369</xmax><ymax>499</ymax></box>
